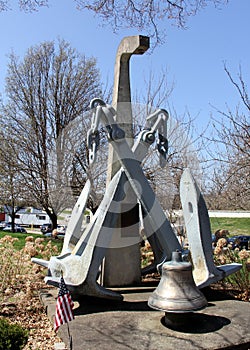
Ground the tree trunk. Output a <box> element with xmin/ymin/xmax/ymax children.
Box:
<box><xmin>45</xmin><ymin>209</ymin><xmax>57</xmax><ymax>231</ymax></box>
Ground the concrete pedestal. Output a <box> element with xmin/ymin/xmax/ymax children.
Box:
<box><xmin>41</xmin><ymin>286</ymin><xmax>250</xmax><ymax>350</ymax></box>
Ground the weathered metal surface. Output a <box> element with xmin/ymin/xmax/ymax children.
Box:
<box><xmin>33</xmin><ymin>101</ymin><xmax>241</xmax><ymax>301</ymax></box>
<box><xmin>32</xmin><ymin>106</ymin><xmax>172</xmax><ymax>299</ymax></box>
<box><xmin>103</xmin><ymin>35</ymin><xmax>150</xmax><ymax>287</ymax></box>
<box><xmin>180</xmin><ymin>168</ymin><xmax>241</xmax><ymax>288</ymax></box>
<box><xmin>148</xmin><ymin>251</ymin><xmax>207</xmax><ymax>313</ymax></box>
<box><xmin>89</xmin><ymin>101</ymin><xmax>181</xmax><ymax>259</ymax></box>
<box><xmin>61</xmin><ymin>179</ymin><xmax>91</xmax><ymax>255</ymax></box>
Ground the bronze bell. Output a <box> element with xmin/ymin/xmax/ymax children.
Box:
<box><xmin>148</xmin><ymin>251</ymin><xmax>207</xmax><ymax>313</ymax></box>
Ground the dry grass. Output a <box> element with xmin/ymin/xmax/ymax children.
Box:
<box><xmin>0</xmin><ymin>235</ymin><xmax>62</xmax><ymax>349</ymax></box>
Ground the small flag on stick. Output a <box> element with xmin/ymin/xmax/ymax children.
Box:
<box><xmin>54</xmin><ymin>275</ymin><xmax>74</xmax><ymax>332</ymax></box>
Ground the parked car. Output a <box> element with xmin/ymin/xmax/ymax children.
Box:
<box><xmin>16</xmin><ymin>226</ymin><xmax>27</xmax><ymax>233</ymax></box>
<box><xmin>3</xmin><ymin>224</ymin><xmax>27</xmax><ymax>233</ymax></box>
<box><xmin>44</xmin><ymin>227</ymin><xmax>65</xmax><ymax>240</ymax></box>
<box><xmin>41</xmin><ymin>223</ymin><xmax>66</xmax><ymax>239</ymax></box>
<box><xmin>0</xmin><ymin>221</ymin><xmax>10</xmax><ymax>229</ymax></box>
<box><xmin>227</xmin><ymin>236</ymin><xmax>237</xmax><ymax>246</ymax></box>
<box><xmin>230</xmin><ymin>235</ymin><xmax>250</xmax><ymax>250</ymax></box>
<box><xmin>57</xmin><ymin>225</ymin><xmax>66</xmax><ymax>235</ymax></box>
<box><xmin>40</xmin><ymin>223</ymin><xmax>52</xmax><ymax>234</ymax></box>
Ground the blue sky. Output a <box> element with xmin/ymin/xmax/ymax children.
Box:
<box><xmin>0</xmin><ymin>0</ymin><xmax>249</xmax><ymax>131</ymax></box>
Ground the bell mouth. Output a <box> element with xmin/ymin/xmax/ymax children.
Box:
<box><xmin>148</xmin><ymin>293</ymin><xmax>207</xmax><ymax>313</ymax></box>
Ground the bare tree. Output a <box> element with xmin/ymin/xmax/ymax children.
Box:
<box><xmin>63</xmin><ymin>112</ymin><xmax>109</xmax><ymax>213</ymax></box>
<box><xmin>0</xmin><ymin>0</ymin><xmax>48</xmax><ymax>12</ymax></box>
<box><xmin>206</xmin><ymin>65</ymin><xmax>250</xmax><ymax>210</ymax></box>
<box><xmin>76</xmin><ymin>0</ymin><xmax>229</xmax><ymax>46</ymax></box>
<box><xmin>0</xmin><ymin>136</ymin><xmax>32</xmax><ymax>231</ymax></box>
<box><xmin>0</xmin><ymin>43</ymin><xmax>203</xmax><ymax>228</ymax></box>
<box><xmin>2</xmin><ymin>39</ymin><xmax>103</xmax><ymax>228</ymax></box>
<box><xmin>0</xmin><ymin>1</ymin><xmax>229</xmax><ymax>46</ymax></box>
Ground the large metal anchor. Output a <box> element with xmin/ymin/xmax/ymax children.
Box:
<box><xmin>32</xmin><ymin>100</ymin><xmax>178</xmax><ymax>299</ymax></box>
<box><xmin>32</xmin><ymin>99</ymin><xmax>241</xmax><ymax>299</ymax></box>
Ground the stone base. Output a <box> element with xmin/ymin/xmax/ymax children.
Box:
<box><xmin>41</xmin><ymin>286</ymin><xmax>250</xmax><ymax>350</ymax></box>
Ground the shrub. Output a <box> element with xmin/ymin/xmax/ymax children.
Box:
<box><xmin>0</xmin><ymin>235</ymin><xmax>60</xmax><ymax>302</ymax></box>
<box><xmin>0</xmin><ymin>317</ymin><xmax>28</xmax><ymax>350</ymax></box>
<box><xmin>140</xmin><ymin>240</ymin><xmax>154</xmax><ymax>268</ymax></box>
<box><xmin>0</xmin><ymin>234</ymin><xmax>64</xmax><ymax>348</ymax></box>
<box><xmin>213</xmin><ymin>238</ymin><xmax>250</xmax><ymax>301</ymax></box>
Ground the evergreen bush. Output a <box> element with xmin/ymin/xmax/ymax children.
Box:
<box><xmin>0</xmin><ymin>317</ymin><xmax>28</xmax><ymax>350</ymax></box>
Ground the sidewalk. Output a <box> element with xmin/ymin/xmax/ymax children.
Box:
<box><xmin>40</xmin><ymin>285</ymin><xmax>250</xmax><ymax>350</ymax></box>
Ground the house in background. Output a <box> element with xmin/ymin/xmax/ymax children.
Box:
<box><xmin>4</xmin><ymin>207</ymin><xmax>51</xmax><ymax>228</ymax></box>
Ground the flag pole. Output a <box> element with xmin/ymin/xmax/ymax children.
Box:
<box><xmin>54</xmin><ymin>270</ymin><xmax>74</xmax><ymax>349</ymax></box>
<box><xmin>61</xmin><ymin>270</ymin><xmax>73</xmax><ymax>350</ymax></box>
<box><xmin>67</xmin><ymin>322</ymin><xmax>73</xmax><ymax>350</ymax></box>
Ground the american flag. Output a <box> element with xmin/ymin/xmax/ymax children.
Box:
<box><xmin>54</xmin><ymin>276</ymin><xmax>74</xmax><ymax>332</ymax></box>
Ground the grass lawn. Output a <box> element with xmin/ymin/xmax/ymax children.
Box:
<box><xmin>210</xmin><ymin>217</ymin><xmax>250</xmax><ymax>236</ymax></box>
<box><xmin>0</xmin><ymin>231</ymin><xmax>63</xmax><ymax>251</ymax></box>
<box><xmin>1</xmin><ymin>217</ymin><xmax>249</xmax><ymax>250</ymax></box>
